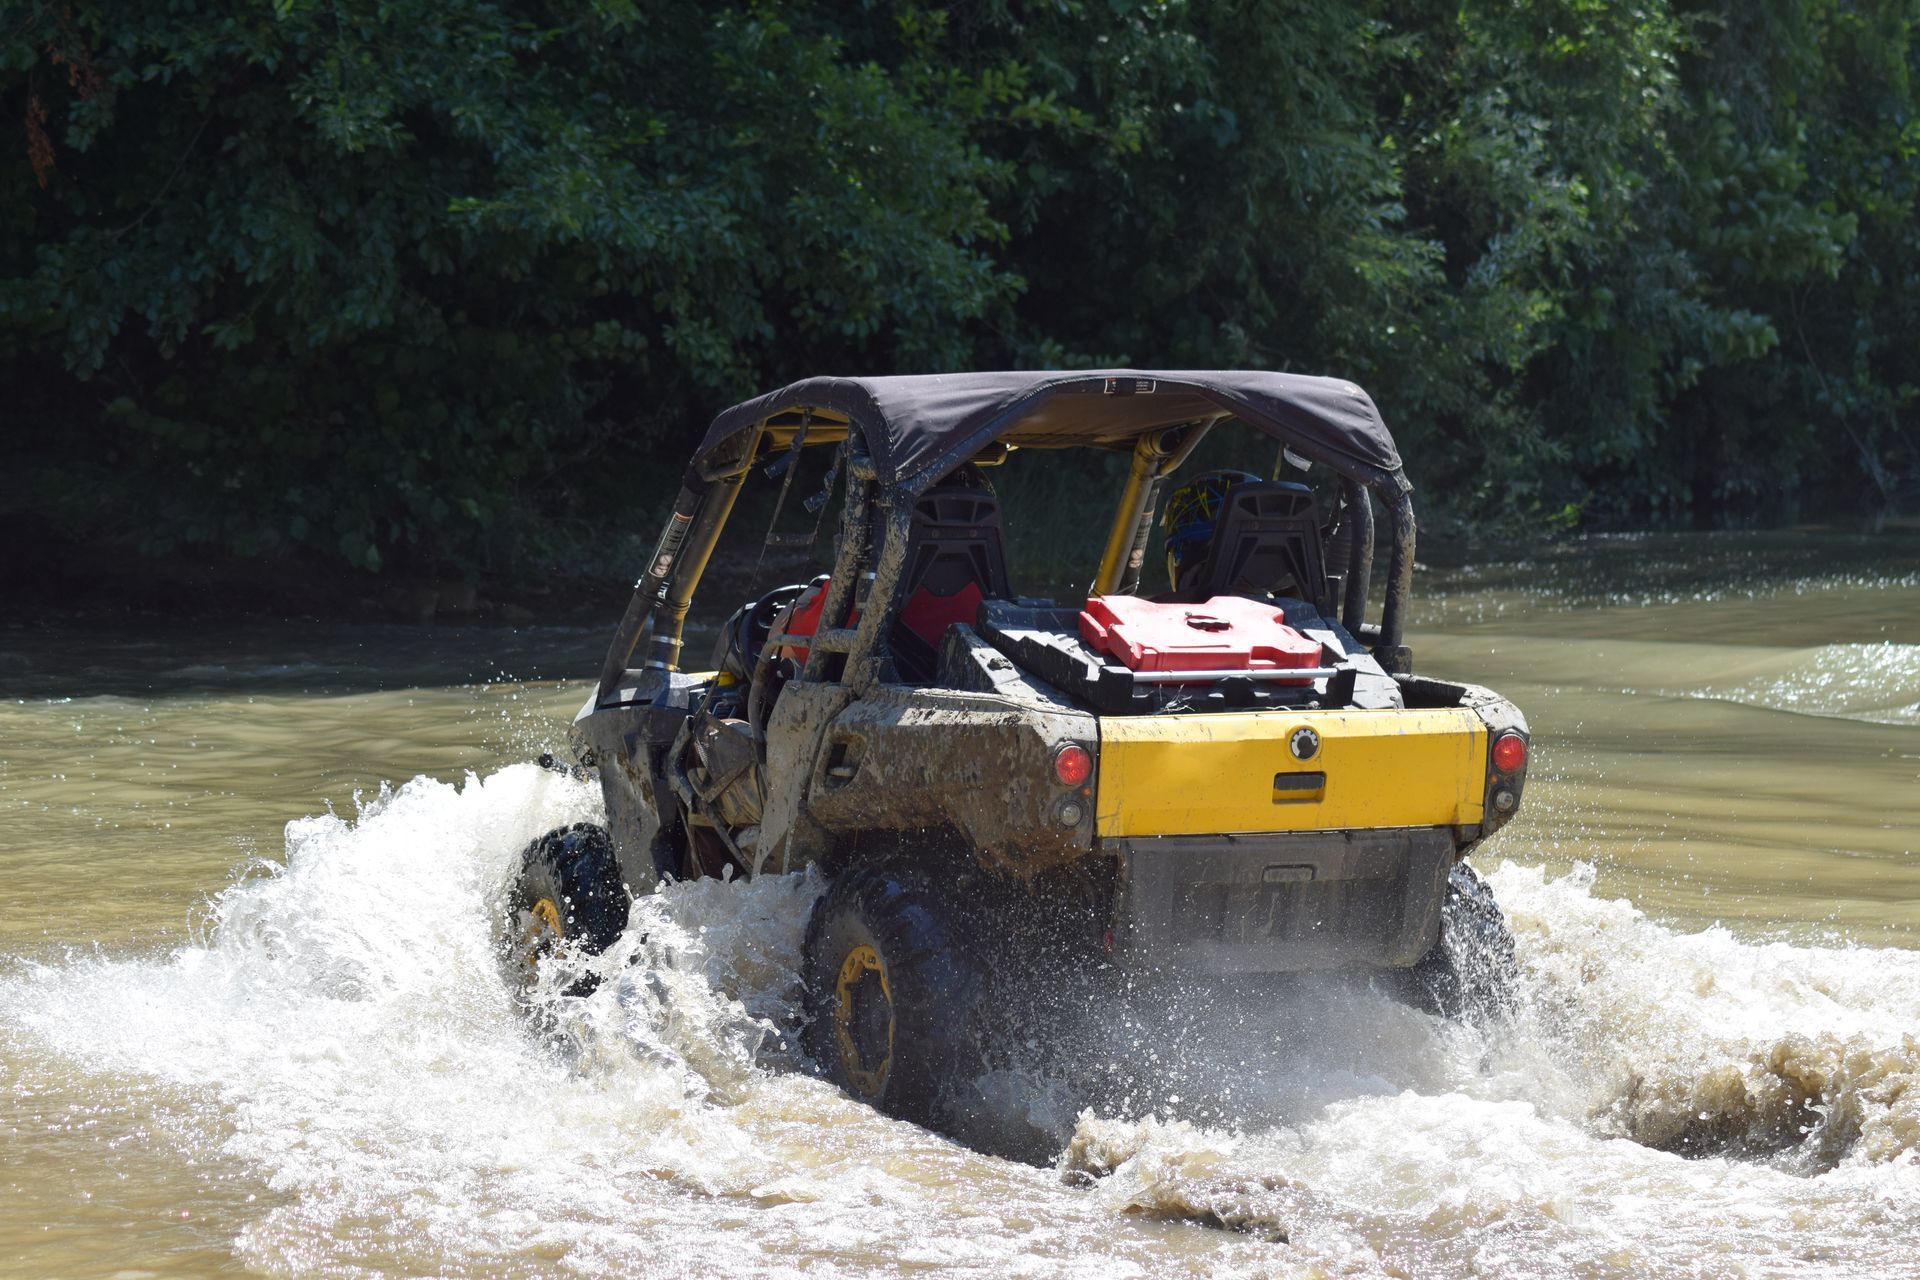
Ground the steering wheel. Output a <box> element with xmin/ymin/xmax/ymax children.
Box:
<box><xmin>718</xmin><ymin>582</ymin><xmax>809</xmax><ymax>683</ymax></box>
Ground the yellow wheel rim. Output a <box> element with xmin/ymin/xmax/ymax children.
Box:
<box><xmin>521</xmin><ymin>896</ymin><xmax>563</xmax><ymax>972</ymax></box>
<box><xmin>833</xmin><ymin>943</ymin><xmax>893</xmax><ymax>1100</ymax></box>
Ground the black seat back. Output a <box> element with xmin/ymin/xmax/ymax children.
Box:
<box><xmin>1197</xmin><ymin>480</ymin><xmax>1330</xmax><ymax>607</ymax></box>
<box><xmin>901</xmin><ymin>487</ymin><xmax>1010</xmax><ymax>600</ymax></box>
<box><xmin>890</xmin><ymin>486</ymin><xmax>1009</xmax><ymax>682</ymax></box>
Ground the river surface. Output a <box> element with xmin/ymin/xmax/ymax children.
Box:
<box><xmin>3</xmin><ymin>532</ymin><xmax>1917</xmax><ymax>1278</ymax></box>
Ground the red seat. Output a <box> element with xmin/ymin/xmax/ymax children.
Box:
<box><xmin>779</xmin><ymin>578</ymin><xmax>987</xmax><ymax>665</ymax></box>
<box><xmin>779</xmin><ymin>478</ymin><xmax>1009</xmax><ymax>677</ymax></box>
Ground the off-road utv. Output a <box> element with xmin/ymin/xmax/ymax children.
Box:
<box><xmin>508</xmin><ymin>370</ymin><xmax>1529</xmax><ymax>1149</ymax></box>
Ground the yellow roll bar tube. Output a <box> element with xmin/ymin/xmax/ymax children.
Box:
<box><xmin>647</xmin><ymin>465</ymin><xmax>746</xmax><ymax>670</ymax></box>
<box><xmin>1091</xmin><ymin>418</ymin><xmax>1221</xmax><ymax>596</ymax></box>
<box><xmin>1092</xmin><ymin>443</ymin><xmax>1157</xmax><ymax>595</ymax></box>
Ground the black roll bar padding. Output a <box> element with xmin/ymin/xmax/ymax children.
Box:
<box><xmin>596</xmin><ymin>482</ymin><xmax>705</xmax><ymax>701</ymax></box>
<box><xmin>1376</xmin><ymin>487</ymin><xmax>1415</xmax><ymax>655</ymax></box>
<box><xmin>1340</xmin><ymin>476</ymin><xmax>1375</xmax><ymax>634</ymax></box>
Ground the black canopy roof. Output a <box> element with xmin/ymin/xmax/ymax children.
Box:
<box><xmin>693</xmin><ymin>370</ymin><xmax>1407</xmax><ymax>493</ymax></box>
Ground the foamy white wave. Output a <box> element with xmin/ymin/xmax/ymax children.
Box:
<box><xmin>0</xmin><ymin>766</ymin><xmax>1171</xmax><ymax>1276</ymax></box>
<box><xmin>1053</xmin><ymin>861</ymin><xmax>1920</xmax><ymax>1277</ymax></box>
<box><xmin>545</xmin><ymin>867</ymin><xmax>823</xmax><ymax>1100</ymax></box>
<box><xmin>1490</xmin><ymin>861</ymin><xmax>1920</xmax><ymax>1168</ymax></box>
<box><xmin>6</xmin><ymin>772</ymin><xmax>1920</xmax><ymax>1277</ymax></box>
<box><xmin>3</xmin><ymin>766</ymin><xmax>806</xmax><ymax>1266</ymax></box>
<box><xmin>1676</xmin><ymin>642</ymin><xmax>1920</xmax><ymax>725</ymax></box>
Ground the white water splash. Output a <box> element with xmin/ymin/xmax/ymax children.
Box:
<box><xmin>6</xmin><ymin>767</ymin><xmax>1920</xmax><ymax>1278</ymax></box>
<box><xmin>1052</xmin><ymin>861</ymin><xmax>1920</xmax><ymax>1278</ymax></box>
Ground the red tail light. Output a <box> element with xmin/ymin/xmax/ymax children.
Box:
<box><xmin>1053</xmin><ymin>743</ymin><xmax>1093</xmax><ymax>787</ymax></box>
<box><xmin>1491</xmin><ymin>732</ymin><xmax>1528</xmax><ymax>773</ymax></box>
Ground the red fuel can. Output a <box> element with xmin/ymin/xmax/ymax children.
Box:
<box><xmin>1079</xmin><ymin>595</ymin><xmax>1322</xmax><ymax>679</ymax></box>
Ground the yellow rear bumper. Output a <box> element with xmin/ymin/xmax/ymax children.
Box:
<box><xmin>1094</xmin><ymin>707</ymin><xmax>1487</xmax><ymax>838</ymax></box>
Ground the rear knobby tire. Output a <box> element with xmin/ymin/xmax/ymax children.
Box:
<box><xmin>802</xmin><ymin>865</ymin><xmax>989</xmax><ymax>1128</ymax></box>
<box><xmin>505</xmin><ymin>822</ymin><xmax>627</xmax><ymax>1001</ymax></box>
<box><xmin>1404</xmin><ymin>861</ymin><xmax>1518</xmax><ymax>1021</ymax></box>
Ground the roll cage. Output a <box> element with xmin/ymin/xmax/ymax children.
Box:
<box><xmin>595</xmin><ymin>370</ymin><xmax>1419</xmax><ymax>705</ymax></box>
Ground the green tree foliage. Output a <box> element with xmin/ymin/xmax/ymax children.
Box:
<box><xmin>0</xmin><ymin>1</ymin><xmax>1055</xmax><ymax>571</ymax></box>
<box><xmin>3</xmin><ymin>0</ymin><xmax>1915</xmax><ymax>576</ymax></box>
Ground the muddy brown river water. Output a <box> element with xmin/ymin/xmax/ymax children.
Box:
<box><xmin>3</xmin><ymin>532</ymin><xmax>1918</xmax><ymax>1278</ymax></box>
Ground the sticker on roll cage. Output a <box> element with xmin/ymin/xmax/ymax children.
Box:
<box><xmin>647</xmin><ymin>511</ymin><xmax>694</xmax><ymax>582</ymax></box>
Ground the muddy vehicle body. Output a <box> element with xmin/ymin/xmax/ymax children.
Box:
<box><xmin>511</xmin><ymin>370</ymin><xmax>1529</xmax><ymax>1150</ymax></box>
